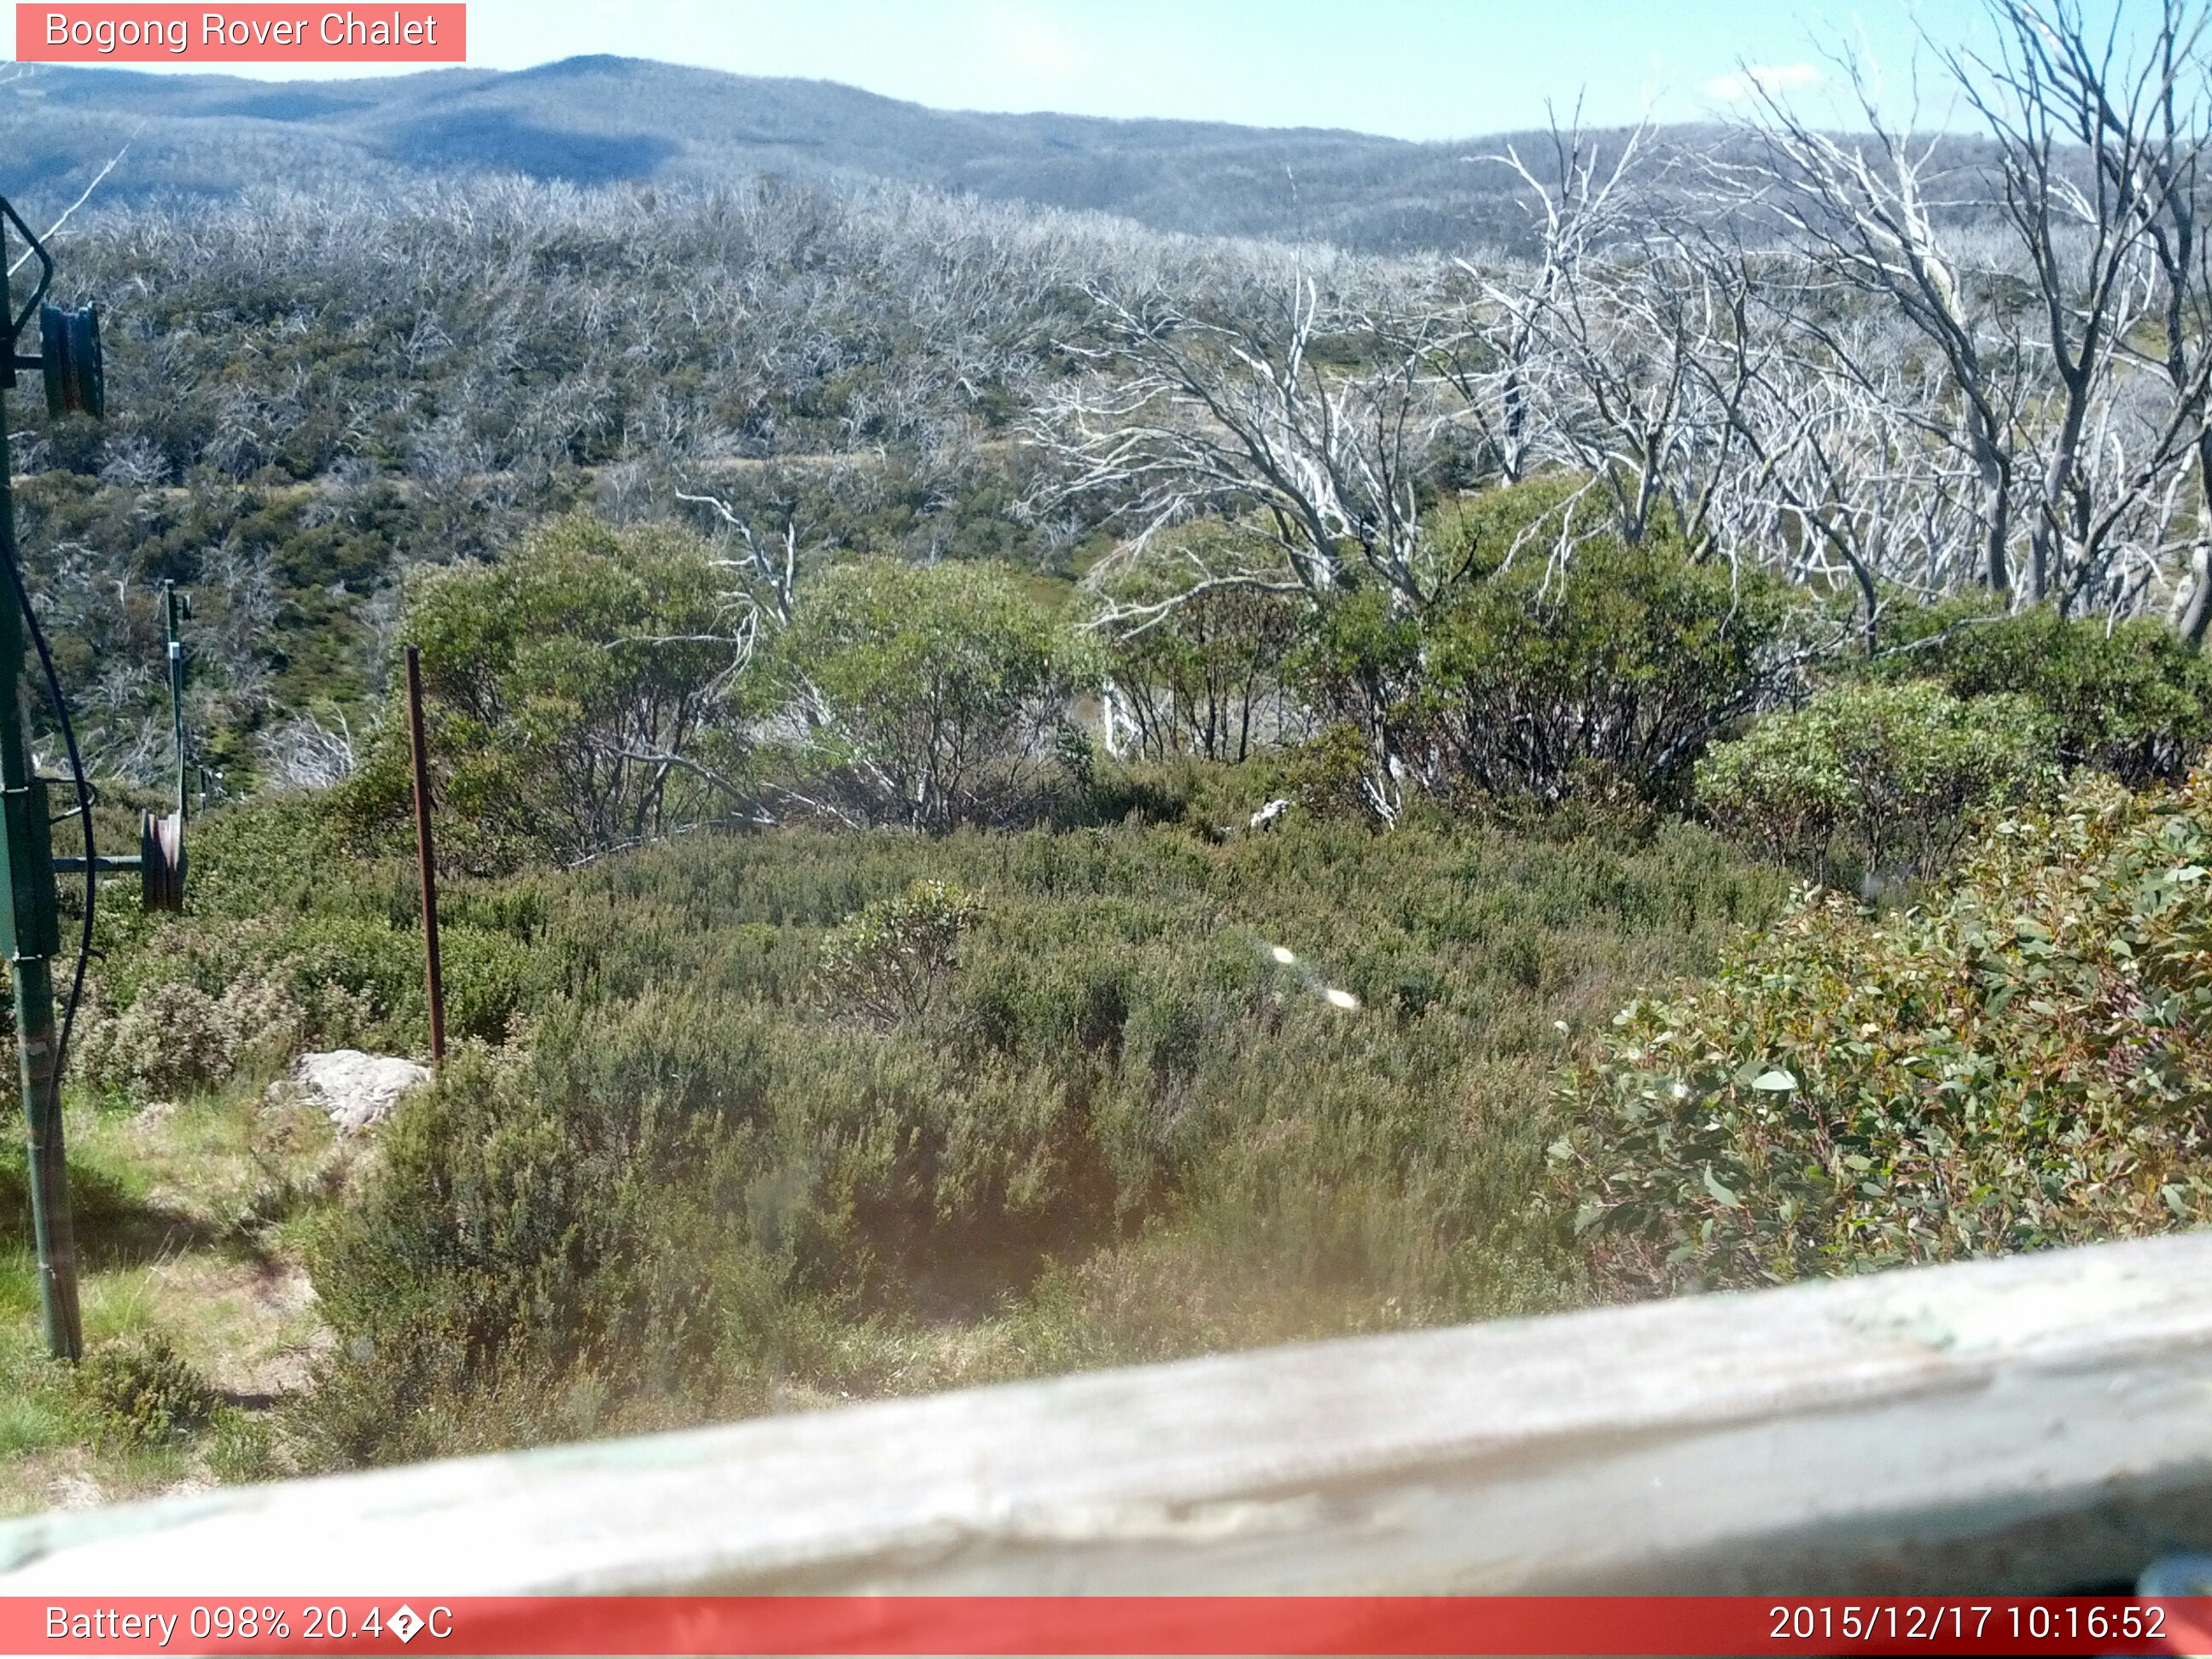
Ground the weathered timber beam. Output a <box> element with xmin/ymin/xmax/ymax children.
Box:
<box><xmin>4</xmin><ymin>1231</ymin><xmax>2212</xmax><ymax>1594</ymax></box>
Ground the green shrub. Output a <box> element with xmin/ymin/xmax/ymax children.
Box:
<box><xmin>1555</xmin><ymin>770</ymin><xmax>2212</xmax><ymax>1298</ymax></box>
<box><xmin>771</xmin><ymin>557</ymin><xmax>1087</xmax><ymax>830</ymax></box>
<box><xmin>79</xmin><ymin>1335</ymin><xmax>218</xmax><ymax>1448</ymax></box>
<box><xmin>1283</xmin><ymin>590</ymin><xmax>1424</xmax><ymax>819</ymax></box>
<box><xmin>202</xmin><ymin>1406</ymin><xmax>282</xmax><ymax>1484</ymax></box>
<box><xmin>1085</xmin><ymin>527</ymin><xmax>1304</xmax><ymax>763</ymax></box>
<box><xmin>1138</xmin><ymin>482</ymin><xmax>1799</xmax><ymax>821</ymax></box>
<box><xmin>300</xmin><ymin>1000</ymin><xmax>763</xmax><ymax>1466</ymax></box>
<box><xmin>64</xmin><ymin>804</ymin><xmax>536</xmax><ymax>1098</ymax></box>
<box><xmin>94</xmin><ymin>982</ymin><xmax>235</xmax><ymax>1097</ymax></box>
<box><xmin>1410</xmin><ymin>524</ymin><xmax>1802</xmax><ymax>811</ymax></box>
<box><xmin>72</xmin><ymin>911</ymin><xmax>425</xmax><ymax>1097</ymax></box>
<box><xmin>183</xmin><ymin>790</ymin><xmax>370</xmax><ymax>921</ymax></box>
<box><xmin>1280</xmin><ymin>723</ymin><xmax>1379</xmax><ymax>821</ymax></box>
<box><xmin>1697</xmin><ymin>680</ymin><xmax>2056</xmax><ymax>886</ymax></box>
<box><xmin>343</xmin><ymin>514</ymin><xmax>758</xmax><ymax>870</ymax></box>
<box><xmin>817</xmin><ymin>879</ymin><xmax>982</xmax><ymax>1026</ymax></box>
<box><xmin>1865</xmin><ymin>602</ymin><xmax>2212</xmax><ymax>785</ymax></box>
<box><xmin>295</xmin><ymin>813</ymin><xmax>1788</xmax><ymax>1464</ymax></box>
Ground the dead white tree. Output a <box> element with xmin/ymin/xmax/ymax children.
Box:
<box><xmin>1945</xmin><ymin>0</ymin><xmax>2212</xmax><ymax>615</ymax></box>
<box><xmin>258</xmin><ymin>709</ymin><xmax>360</xmax><ymax>789</ymax></box>
<box><xmin>1028</xmin><ymin>266</ymin><xmax>1465</xmax><ymax>615</ymax></box>
<box><xmin>1027</xmin><ymin>262</ymin><xmax>1475</xmax><ymax>819</ymax></box>
<box><xmin>1724</xmin><ymin>49</ymin><xmax>2034</xmax><ymax>602</ymax></box>
<box><xmin>672</xmin><ymin>490</ymin><xmax>800</xmax><ymax>654</ymax></box>
<box><xmin>1514</xmin><ymin>225</ymin><xmax>1777</xmax><ymax>556</ymax></box>
<box><xmin>1695</xmin><ymin>277</ymin><xmax>1995</xmax><ymax>643</ymax></box>
<box><xmin>1458</xmin><ymin>115</ymin><xmax>1654</xmax><ymax>499</ymax></box>
<box><xmin>1725</xmin><ymin>0</ymin><xmax>2212</xmax><ymax>637</ymax></box>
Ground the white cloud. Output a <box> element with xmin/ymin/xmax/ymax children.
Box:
<box><xmin>1701</xmin><ymin>61</ymin><xmax>1824</xmax><ymax>103</ymax></box>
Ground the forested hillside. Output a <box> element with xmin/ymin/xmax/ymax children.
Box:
<box><xmin>6</xmin><ymin>1</ymin><xmax>2212</xmax><ymax>1508</ymax></box>
<box><xmin>3</xmin><ymin>55</ymin><xmax>1683</xmax><ymax>253</ymax></box>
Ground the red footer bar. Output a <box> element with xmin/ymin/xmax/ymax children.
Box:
<box><xmin>9</xmin><ymin>1597</ymin><xmax>2212</xmax><ymax>1656</ymax></box>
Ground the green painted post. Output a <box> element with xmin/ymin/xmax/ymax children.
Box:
<box><xmin>0</xmin><ymin>276</ymin><xmax>80</xmax><ymax>1364</ymax></box>
<box><xmin>165</xmin><ymin>581</ymin><xmax>186</xmax><ymax>822</ymax></box>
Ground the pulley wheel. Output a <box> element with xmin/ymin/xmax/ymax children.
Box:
<box><xmin>140</xmin><ymin>809</ymin><xmax>184</xmax><ymax>913</ymax></box>
<box><xmin>39</xmin><ymin>302</ymin><xmax>103</xmax><ymax>421</ymax></box>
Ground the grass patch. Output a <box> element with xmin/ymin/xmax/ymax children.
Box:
<box><xmin>0</xmin><ymin>1074</ymin><xmax>343</xmax><ymax>1513</ymax></box>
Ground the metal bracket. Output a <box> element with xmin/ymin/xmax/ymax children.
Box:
<box><xmin>0</xmin><ymin>197</ymin><xmax>53</xmax><ymax>390</ymax></box>
<box><xmin>0</xmin><ymin>783</ymin><xmax>59</xmax><ymax>962</ymax></box>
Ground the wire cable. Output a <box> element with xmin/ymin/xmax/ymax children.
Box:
<box><xmin>0</xmin><ymin>549</ymin><xmax>94</xmax><ymax>1089</ymax></box>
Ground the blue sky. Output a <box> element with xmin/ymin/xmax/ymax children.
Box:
<box><xmin>39</xmin><ymin>0</ymin><xmax>2060</xmax><ymax>137</ymax></box>
<box><xmin>520</xmin><ymin>0</ymin><xmax>1992</xmax><ymax>137</ymax></box>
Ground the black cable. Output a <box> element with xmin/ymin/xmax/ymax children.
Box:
<box><xmin>0</xmin><ymin>550</ymin><xmax>94</xmax><ymax>1089</ymax></box>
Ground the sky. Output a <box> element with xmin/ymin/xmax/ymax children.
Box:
<box><xmin>72</xmin><ymin>0</ymin><xmax>2035</xmax><ymax>139</ymax></box>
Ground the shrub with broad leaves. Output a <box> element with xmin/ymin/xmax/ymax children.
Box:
<box><xmin>1866</xmin><ymin>602</ymin><xmax>2212</xmax><ymax>786</ymax></box>
<box><xmin>1554</xmin><ymin>769</ymin><xmax>2212</xmax><ymax>1297</ymax></box>
<box><xmin>1408</xmin><ymin>523</ymin><xmax>1804</xmax><ymax>812</ymax></box>
<box><xmin>1696</xmin><ymin>679</ymin><xmax>2056</xmax><ymax>887</ymax></box>
<box><xmin>772</xmin><ymin>559</ymin><xmax>1088</xmax><ymax>831</ymax></box>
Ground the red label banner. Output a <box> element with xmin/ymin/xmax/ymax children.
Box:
<box><xmin>2</xmin><ymin>1596</ymin><xmax>2211</xmax><ymax>1656</ymax></box>
<box><xmin>15</xmin><ymin>5</ymin><xmax>464</xmax><ymax>62</ymax></box>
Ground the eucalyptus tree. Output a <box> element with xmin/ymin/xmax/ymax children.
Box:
<box><xmin>1720</xmin><ymin>51</ymin><xmax>2034</xmax><ymax>602</ymax></box>
<box><xmin>1946</xmin><ymin>0</ymin><xmax>2212</xmax><ymax>618</ymax></box>
<box><xmin>1459</xmin><ymin>117</ymin><xmax>1763</xmax><ymax>553</ymax></box>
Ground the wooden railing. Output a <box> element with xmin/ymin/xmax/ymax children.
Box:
<box><xmin>3</xmin><ymin>1231</ymin><xmax>2210</xmax><ymax>1594</ymax></box>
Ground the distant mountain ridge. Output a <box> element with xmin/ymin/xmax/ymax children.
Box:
<box><xmin>0</xmin><ymin>54</ymin><xmax>1677</xmax><ymax>252</ymax></box>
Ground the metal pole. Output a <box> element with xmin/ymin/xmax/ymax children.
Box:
<box><xmin>164</xmin><ymin>581</ymin><xmax>185</xmax><ymax>824</ymax></box>
<box><xmin>0</xmin><ymin>269</ymin><xmax>80</xmax><ymax>1362</ymax></box>
<box><xmin>405</xmin><ymin>646</ymin><xmax>445</xmax><ymax>1074</ymax></box>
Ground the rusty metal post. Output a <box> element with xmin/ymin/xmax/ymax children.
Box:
<box><xmin>405</xmin><ymin>646</ymin><xmax>445</xmax><ymax>1074</ymax></box>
